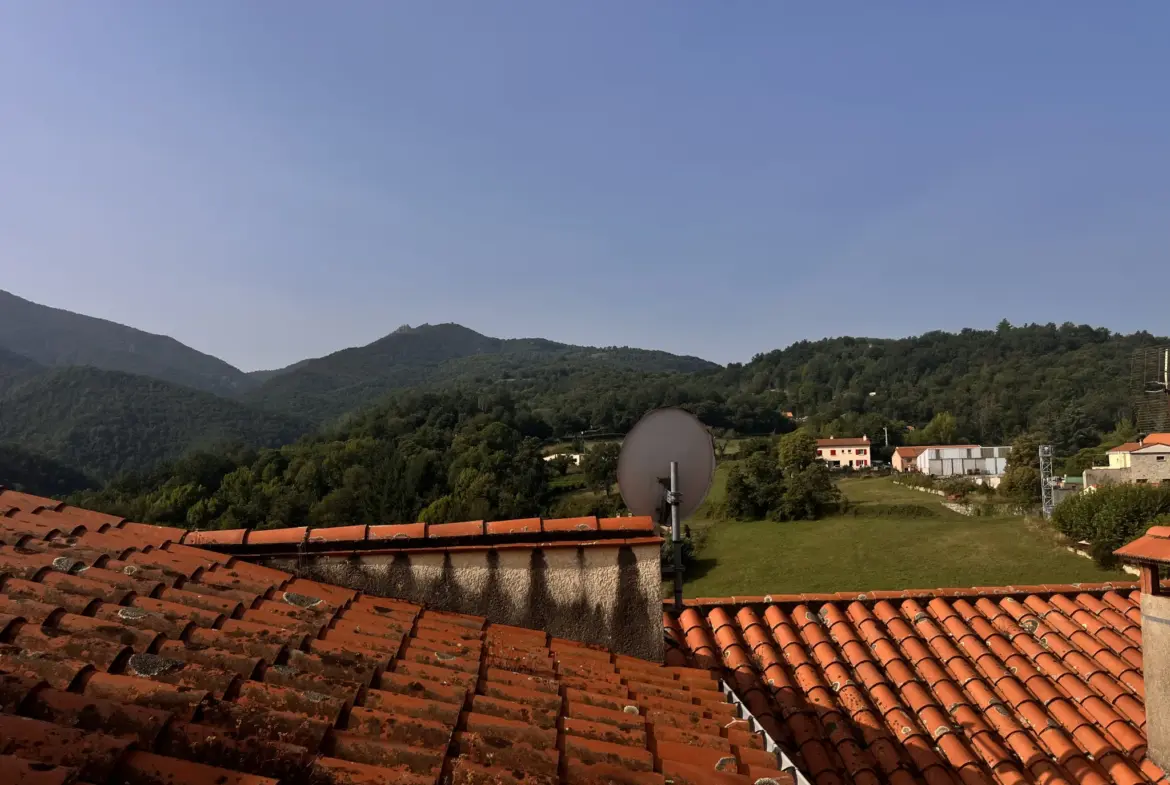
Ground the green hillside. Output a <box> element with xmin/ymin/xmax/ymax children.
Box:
<box><xmin>0</xmin><ymin>289</ymin><xmax>253</xmax><ymax>396</ymax></box>
<box><xmin>731</xmin><ymin>322</ymin><xmax>1166</xmax><ymax>447</ymax></box>
<box><xmin>0</xmin><ymin>443</ymin><xmax>95</xmax><ymax>496</ymax></box>
<box><xmin>0</xmin><ymin>366</ymin><xmax>308</xmax><ymax>480</ymax></box>
<box><xmin>243</xmin><ymin>323</ymin><xmax>719</xmax><ymax>423</ymax></box>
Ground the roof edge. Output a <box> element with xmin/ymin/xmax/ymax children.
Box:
<box><xmin>668</xmin><ymin>581</ymin><xmax>1137</xmax><ymax>610</ymax></box>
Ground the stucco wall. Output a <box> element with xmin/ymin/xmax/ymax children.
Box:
<box><xmin>1143</xmin><ymin>593</ymin><xmax>1170</xmax><ymax>769</ymax></box>
<box><xmin>258</xmin><ymin>542</ymin><xmax>664</xmax><ymax>660</ymax></box>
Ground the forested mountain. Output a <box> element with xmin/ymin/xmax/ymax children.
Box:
<box><xmin>730</xmin><ymin>322</ymin><xmax>1166</xmax><ymax>449</ymax></box>
<box><xmin>0</xmin><ymin>289</ymin><xmax>252</xmax><ymax>396</ymax></box>
<box><xmin>4</xmin><ymin>288</ymin><xmax>1167</xmax><ymax>498</ymax></box>
<box><xmin>0</xmin><ymin>366</ymin><xmax>307</xmax><ymax>481</ymax></box>
<box><xmin>242</xmin><ymin>323</ymin><xmax>718</xmax><ymax>423</ymax></box>
<box><xmin>76</xmin><ymin>390</ymin><xmax>553</xmax><ymax>530</ymax></box>
<box><xmin>66</xmin><ymin>321</ymin><xmax>1170</xmax><ymax>529</ymax></box>
<box><xmin>0</xmin><ymin>347</ymin><xmax>44</xmax><ymax>395</ymax></box>
<box><xmin>0</xmin><ymin>443</ymin><xmax>95</xmax><ymax>497</ymax></box>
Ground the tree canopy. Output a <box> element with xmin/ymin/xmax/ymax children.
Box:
<box><xmin>724</xmin><ymin>431</ymin><xmax>841</xmax><ymax>522</ymax></box>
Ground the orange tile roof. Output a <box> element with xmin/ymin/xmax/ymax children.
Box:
<box><xmin>1140</xmin><ymin>433</ymin><xmax>1170</xmax><ymax>446</ymax></box>
<box><xmin>1115</xmin><ymin>526</ymin><xmax>1170</xmax><ymax>564</ymax></box>
<box><xmin>0</xmin><ymin>490</ymin><xmax>788</xmax><ymax>785</ymax></box>
<box><xmin>1110</xmin><ymin>442</ymin><xmax>1143</xmax><ymax>453</ymax></box>
<box><xmin>815</xmin><ymin>438</ymin><xmax>870</xmax><ymax>448</ymax></box>
<box><xmin>893</xmin><ymin>447</ymin><xmax>925</xmax><ymax>459</ymax></box>
<box><xmin>184</xmin><ymin>515</ymin><xmax>657</xmax><ymax>553</ymax></box>
<box><xmin>665</xmin><ymin>584</ymin><xmax>1155</xmax><ymax>785</ymax></box>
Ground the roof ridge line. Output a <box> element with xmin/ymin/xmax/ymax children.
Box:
<box><xmin>671</xmin><ymin>581</ymin><xmax>1138</xmax><ymax>609</ymax></box>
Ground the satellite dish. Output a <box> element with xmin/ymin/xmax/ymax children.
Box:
<box><xmin>618</xmin><ymin>408</ymin><xmax>715</xmax><ymax>520</ymax></box>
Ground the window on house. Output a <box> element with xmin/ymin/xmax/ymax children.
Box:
<box><xmin>830</xmin><ymin>449</ymin><xmax>837</xmax><ymax>456</ymax></box>
<box><xmin>816</xmin><ymin>449</ymin><xmax>823</xmax><ymax>456</ymax></box>
<box><xmin>857</xmin><ymin>449</ymin><xmax>867</xmax><ymax>455</ymax></box>
<box><xmin>1158</xmin><ymin>456</ymin><xmax>1167</xmax><ymax>462</ymax></box>
<box><xmin>1137</xmin><ymin>479</ymin><xmax>1149</xmax><ymax>484</ymax></box>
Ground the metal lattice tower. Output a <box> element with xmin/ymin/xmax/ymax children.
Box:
<box><xmin>1039</xmin><ymin>444</ymin><xmax>1055</xmax><ymax>518</ymax></box>
<box><xmin>1132</xmin><ymin>346</ymin><xmax>1170</xmax><ymax>434</ymax></box>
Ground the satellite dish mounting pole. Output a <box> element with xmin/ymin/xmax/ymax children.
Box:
<box><xmin>668</xmin><ymin>461</ymin><xmax>683</xmax><ymax>611</ymax></box>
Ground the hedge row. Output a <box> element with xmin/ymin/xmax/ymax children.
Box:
<box><xmin>1051</xmin><ymin>483</ymin><xmax>1170</xmax><ymax>566</ymax></box>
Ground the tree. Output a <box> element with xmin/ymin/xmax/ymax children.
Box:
<box><xmin>911</xmin><ymin>412</ymin><xmax>959</xmax><ymax>445</ymax></box>
<box><xmin>725</xmin><ymin>448</ymin><xmax>783</xmax><ymax>520</ymax></box>
<box><xmin>547</xmin><ymin>455</ymin><xmax>572</xmax><ymax>476</ymax></box>
<box><xmin>581</xmin><ymin>442</ymin><xmax>621</xmax><ymax>495</ymax></box>
<box><xmin>1000</xmin><ymin>432</ymin><xmax>1044</xmax><ymax>504</ymax></box>
<box><xmin>725</xmin><ymin>432</ymin><xmax>840</xmax><ymax>522</ymax></box>
<box><xmin>778</xmin><ymin>431</ymin><xmax>818</xmax><ymax>473</ymax></box>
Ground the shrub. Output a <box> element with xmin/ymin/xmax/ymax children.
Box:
<box><xmin>899</xmin><ymin>474</ymin><xmax>937</xmax><ymax>490</ymax></box>
<box><xmin>1052</xmin><ymin>483</ymin><xmax>1170</xmax><ymax>563</ymax></box>
<box><xmin>661</xmin><ymin>525</ymin><xmax>704</xmax><ymax>572</ymax></box>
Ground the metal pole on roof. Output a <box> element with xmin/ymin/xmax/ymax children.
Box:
<box><xmin>669</xmin><ymin>461</ymin><xmax>683</xmax><ymax>611</ymax></box>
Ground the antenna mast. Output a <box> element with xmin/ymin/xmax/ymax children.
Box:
<box><xmin>1039</xmin><ymin>444</ymin><xmax>1055</xmax><ymax>519</ymax></box>
<box><xmin>668</xmin><ymin>462</ymin><xmax>683</xmax><ymax>610</ymax></box>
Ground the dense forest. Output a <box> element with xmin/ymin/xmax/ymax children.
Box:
<box><xmin>0</xmin><ymin>443</ymin><xmax>95</xmax><ymax>497</ymax></box>
<box><xmin>241</xmin><ymin>323</ymin><xmax>718</xmax><ymax>423</ymax></box>
<box><xmin>75</xmin><ymin>390</ymin><xmax>556</xmax><ymax>530</ymax></box>
<box><xmin>3</xmin><ymin>294</ymin><xmax>1169</xmax><ymax>518</ymax></box>
<box><xmin>741</xmin><ymin>321</ymin><xmax>1163</xmax><ymax>450</ymax></box>
<box><xmin>0</xmin><ymin>367</ymin><xmax>307</xmax><ymax>480</ymax></box>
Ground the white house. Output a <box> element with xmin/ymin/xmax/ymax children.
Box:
<box><xmin>915</xmin><ymin>446</ymin><xmax>1009</xmax><ymax>477</ymax></box>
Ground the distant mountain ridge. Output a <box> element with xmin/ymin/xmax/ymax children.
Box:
<box><xmin>0</xmin><ymin>294</ymin><xmax>720</xmax><ymax>481</ymax></box>
<box><xmin>0</xmin><ymin>289</ymin><xmax>253</xmax><ymax>396</ymax></box>
<box><xmin>241</xmin><ymin>322</ymin><xmax>719</xmax><ymax>423</ymax></box>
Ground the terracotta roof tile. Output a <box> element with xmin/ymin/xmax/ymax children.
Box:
<box><xmin>0</xmin><ymin>496</ymin><xmax>771</xmax><ymax>785</ymax></box>
<box><xmin>599</xmin><ymin>515</ymin><xmax>656</xmax><ymax>533</ymax></box>
<box><xmin>367</xmin><ymin>522</ymin><xmax>426</xmax><ymax>541</ymax></box>
<box><xmin>1116</xmin><ymin>527</ymin><xmax>1170</xmax><ymax>564</ymax></box>
<box><xmin>179</xmin><ymin>515</ymin><xmax>662</xmax><ymax>557</ymax></box>
<box><xmin>427</xmin><ymin>519</ymin><xmax>486</xmax><ymax>538</ymax></box>
<box><xmin>816</xmin><ymin>437</ymin><xmax>871</xmax><ymax>448</ymax></box>
<box><xmin>670</xmin><ymin>585</ymin><xmax>1156</xmax><ymax>785</ymax></box>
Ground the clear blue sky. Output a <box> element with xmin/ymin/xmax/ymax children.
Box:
<box><xmin>3</xmin><ymin>4</ymin><xmax>1169</xmax><ymax>371</ymax></box>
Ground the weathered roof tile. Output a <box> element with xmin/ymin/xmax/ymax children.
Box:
<box><xmin>0</xmin><ymin>495</ymin><xmax>765</xmax><ymax>785</ymax></box>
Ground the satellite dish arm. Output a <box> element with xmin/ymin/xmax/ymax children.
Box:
<box><xmin>669</xmin><ymin>462</ymin><xmax>683</xmax><ymax>612</ymax></box>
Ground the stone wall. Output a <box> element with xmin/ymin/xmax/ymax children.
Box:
<box><xmin>257</xmin><ymin>541</ymin><xmax>664</xmax><ymax>661</ymax></box>
<box><xmin>1143</xmin><ymin>592</ymin><xmax>1170</xmax><ymax>768</ymax></box>
<box><xmin>1086</xmin><ymin>455</ymin><xmax>1170</xmax><ymax>487</ymax></box>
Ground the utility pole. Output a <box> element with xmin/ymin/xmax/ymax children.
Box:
<box><xmin>883</xmin><ymin>427</ymin><xmax>889</xmax><ymax>447</ymax></box>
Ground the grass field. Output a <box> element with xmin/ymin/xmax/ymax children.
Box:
<box><xmin>681</xmin><ymin>474</ymin><xmax>1126</xmax><ymax>596</ymax></box>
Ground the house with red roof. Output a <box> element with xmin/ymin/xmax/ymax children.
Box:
<box><xmin>815</xmin><ymin>437</ymin><xmax>871</xmax><ymax>468</ymax></box>
<box><xmin>1085</xmin><ymin>434</ymin><xmax>1170</xmax><ymax>488</ymax></box>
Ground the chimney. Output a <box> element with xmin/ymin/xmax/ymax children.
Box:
<box><xmin>1116</xmin><ymin>528</ymin><xmax>1170</xmax><ymax>767</ymax></box>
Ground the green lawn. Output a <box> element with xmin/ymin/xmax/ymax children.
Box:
<box><xmin>681</xmin><ymin>474</ymin><xmax>1126</xmax><ymax>596</ymax></box>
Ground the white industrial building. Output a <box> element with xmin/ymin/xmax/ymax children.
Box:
<box><xmin>915</xmin><ymin>445</ymin><xmax>1009</xmax><ymax>477</ymax></box>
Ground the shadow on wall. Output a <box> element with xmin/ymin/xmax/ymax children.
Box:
<box><xmin>261</xmin><ymin>543</ymin><xmax>663</xmax><ymax>660</ymax></box>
